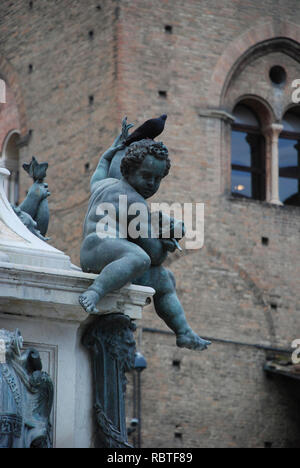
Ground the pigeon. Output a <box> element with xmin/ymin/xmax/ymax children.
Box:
<box><xmin>124</xmin><ymin>114</ymin><xmax>167</xmax><ymax>146</ymax></box>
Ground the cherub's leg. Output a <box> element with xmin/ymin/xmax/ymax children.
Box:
<box><xmin>134</xmin><ymin>266</ymin><xmax>211</xmax><ymax>351</ymax></box>
<box><xmin>79</xmin><ymin>238</ymin><xmax>151</xmax><ymax>314</ymax></box>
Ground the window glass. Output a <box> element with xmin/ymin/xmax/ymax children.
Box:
<box><xmin>279</xmin><ymin>138</ymin><xmax>299</xmax><ymax>204</ymax></box>
<box><xmin>231</xmin><ymin>104</ymin><xmax>265</xmax><ymax>201</ymax></box>
<box><xmin>231</xmin><ymin>131</ymin><xmax>251</xmax><ymax>167</ymax></box>
<box><xmin>231</xmin><ymin>169</ymin><xmax>252</xmax><ymax>198</ymax></box>
<box><xmin>279</xmin><ymin>109</ymin><xmax>300</xmax><ymax>206</ymax></box>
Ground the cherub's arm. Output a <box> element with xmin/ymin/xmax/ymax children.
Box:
<box><xmin>90</xmin><ymin>117</ymin><xmax>134</xmax><ymax>191</ymax></box>
<box><xmin>90</xmin><ymin>144</ymin><xmax>124</xmax><ymax>190</ymax></box>
<box><xmin>135</xmin><ymin>237</ymin><xmax>169</xmax><ymax>265</ymax></box>
<box><xmin>125</xmin><ymin>201</ymin><xmax>172</xmax><ymax>265</ymax></box>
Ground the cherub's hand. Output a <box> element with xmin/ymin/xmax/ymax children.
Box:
<box><xmin>169</xmin><ymin>217</ymin><xmax>185</xmax><ymax>240</ymax></box>
<box><xmin>121</xmin><ymin>116</ymin><xmax>134</xmax><ymax>142</ymax></box>
<box><xmin>115</xmin><ymin>143</ymin><xmax>125</xmax><ymax>152</ymax></box>
<box><xmin>113</xmin><ymin>116</ymin><xmax>134</xmax><ymax>147</ymax></box>
<box><xmin>161</xmin><ymin>239</ymin><xmax>177</xmax><ymax>253</ymax></box>
<box><xmin>103</xmin><ymin>143</ymin><xmax>125</xmax><ymax>163</ymax></box>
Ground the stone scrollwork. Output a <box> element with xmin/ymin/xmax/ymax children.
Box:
<box><xmin>82</xmin><ymin>314</ymin><xmax>136</xmax><ymax>448</ymax></box>
<box><xmin>0</xmin><ymin>329</ymin><xmax>54</xmax><ymax>448</ymax></box>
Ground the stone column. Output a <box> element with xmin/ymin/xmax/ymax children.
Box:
<box><xmin>263</xmin><ymin>124</ymin><xmax>283</xmax><ymax>205</ymax></box>
<box><xmin>0</xmin><ymin>329</ymin><xmax>54</xmax><ymax>448</ymax></box>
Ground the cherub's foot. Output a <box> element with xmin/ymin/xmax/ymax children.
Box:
<box><xmin>79</xmin><ymin>290</ymin><xmax>100</xmax><ymax>314</ymax></box>
<box><xmin>176</xmin><ymin>329</ymin><xmax>211</xmax><ymax>351</ymax></box>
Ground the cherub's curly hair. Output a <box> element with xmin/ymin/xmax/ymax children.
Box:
<box><xmin>121</xmin><ymin>139</ymin><xmax>171</xmax><ymax>179</ymax></box>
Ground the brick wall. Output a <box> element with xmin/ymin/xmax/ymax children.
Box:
<box><xmin>0</xmin><ymin>85</ymin><xmax>20</xmax><ymax>155</ymax></box>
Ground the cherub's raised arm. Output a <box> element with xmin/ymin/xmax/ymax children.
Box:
<box><xmin>90</xmin><ymin>144</ymin><xmax>124</xmax><ymax>190</ymax></box>
<box><xmin>90</xmin><ymin>117</ymin><xmax>134</xmax><ymax>191</ymax></box>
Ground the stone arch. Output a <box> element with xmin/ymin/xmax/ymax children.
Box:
<box><xmin>281</xmin><ymin>102</ymin><xmax>300</xmax><ymax>120</ymax></box>
<box><xmin>0</xmin><ymin>129</ymin><xmax>21</xmax><ymax>205</ymax></box>
<box><xmin>231</xmin><ymin>94</ymin><xmax>275</xmax><ymax>128</ymax></box>
<box><xmin>0</xmin><ymin>54</ymin><xmax>27</xmax><ymax>136</ymax></box>
<box><xmin>208</xmin><ymin>20</ymin><xmax>300</xmax><ymax>108</ymax></box>
<box><xmin>1</xmin><ymin>129</ymin><xmax>21</xmax><ymax>157</ymax></box>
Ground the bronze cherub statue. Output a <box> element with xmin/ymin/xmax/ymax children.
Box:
<box><xmin>79</xmin><ymin>117</ymin><xmax>211</xmax><ymax>352</ymax></box>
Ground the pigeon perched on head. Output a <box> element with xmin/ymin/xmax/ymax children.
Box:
<box><xmin>124</xmin><ymin>114</ymin><xmax>167</xmax><ymax>146</ymax></box>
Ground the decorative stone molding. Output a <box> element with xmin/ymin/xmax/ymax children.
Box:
<box><xmin>198</xmin><ymin>108</ymin><xmax>235</xmax><ymax>124</ymax></box>
<box><xmin>208</xmin><ymin>20</ymin><xmax>300</xmax><ymax>108</ymax></box>
<box><xmin>82</xmin><ymin>314</ymin><xmax>137</xmax><ymax>448</ymax></box>
<box><xmin>0</xmin><ymin>329</ymin><xmax>54</xmax><ymax>448</ymax></box>
<box><xmin>0</xmin><ymin>262</ymin><xmax>154</xmax><ymax>322</ymax></box>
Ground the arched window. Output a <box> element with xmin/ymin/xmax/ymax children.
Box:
<box><xmin>0</xmin><ymin>130</ymin><xmax>20</xmax><ymax>205</ymax></box>
<box><xmin>231</xmin><ymin>104</ymin><xmax>266</xmax><ymax>201</ymax></box>
<box><xmin>278</xmin><ymin>108</ymin><xmax>300</xmax><ymax>206</ymax></box>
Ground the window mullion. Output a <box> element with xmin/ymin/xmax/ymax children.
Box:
<box><xmin>262</xmin><ymin>124</ymin><xmax>283</xmax><ymax>206</ymax></box>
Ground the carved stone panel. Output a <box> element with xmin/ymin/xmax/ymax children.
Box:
<box><xmin>0</xmin><ymin>329</ymin><xmax>54</xmax><ymax>448</ymax></box>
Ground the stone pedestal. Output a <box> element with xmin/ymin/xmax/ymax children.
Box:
<box><xmin>0</xmin><ymin>168</ymin><xmax>154</xmax><ymax>448</ymax></box>
<box><xmin>0</xmin><ymin>264</ymin><xmax>153</xmax><ymax>448</ymax></box>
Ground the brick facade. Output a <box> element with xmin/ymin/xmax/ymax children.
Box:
<box><xmin>0</xmin><ymin>0</ymin><xmax>300</xmax><ymax>448</ymax></box>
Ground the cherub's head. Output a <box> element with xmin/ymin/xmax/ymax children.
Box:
<box><xmin>120</xmin><ymin>139</ymin><xmax>170</xmax><ymax>198</ymax></box>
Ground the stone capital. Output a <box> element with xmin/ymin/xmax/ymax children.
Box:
<box><xmin>263</xmin><ymin>123</ymin><xmax>284</xmax><ymax>140</ymax></box>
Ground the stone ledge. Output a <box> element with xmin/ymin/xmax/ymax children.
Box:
<box><xmin>0</xmin><ymin>262</ymin><xmax>155</xmax><ymax>322</ymax></box>
<box><xmin>198</xmin><ymin>108</ymin><xmax>235</xmax><ymax>123</ymax></box>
